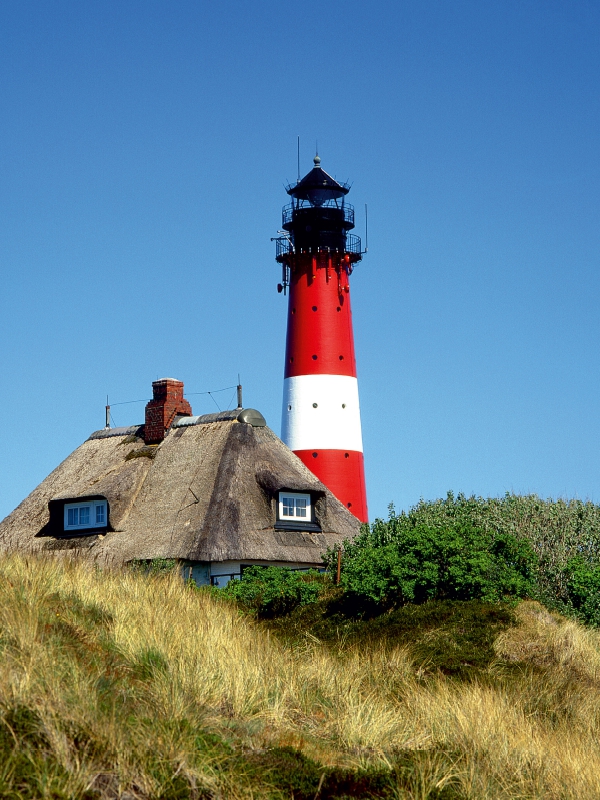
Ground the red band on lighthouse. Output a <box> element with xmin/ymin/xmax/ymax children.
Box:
<box><xmin>275</xmin><ymin>155</ymin><xmax>368</xmax><ymax>523</ymax></box>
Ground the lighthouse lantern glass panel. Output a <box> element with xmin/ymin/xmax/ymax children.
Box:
<box><xmin>279</xmin><ymin>492</ymin><xmax>311</xmax><ymax>520</ymax></box>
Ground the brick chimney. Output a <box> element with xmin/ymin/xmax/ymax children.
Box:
<box><xmin>144</xmin><ymin>378</ymin><xmax>192</xmax><ymax>444</ymax></box>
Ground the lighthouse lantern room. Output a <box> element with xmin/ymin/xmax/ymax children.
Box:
<box><xmin>275</xmin><ymin>155</ymin><xmax>368</xmax><ymax>523</ymax></box>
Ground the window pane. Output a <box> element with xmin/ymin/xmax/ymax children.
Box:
<box><xmin>79</xmin><ymin>507</ymin><xmax>90</xmax><ymax>525</ymax></box>
<box><xmin>95</xmin><ymin>504</ymin><xmax>105</xmax><ymax>524</ymax></box>
<box><xmin>295</xmin><ymin>498</ymin><xmax>307</xmax><ymax>517</ymax></box>
<box><xmin>67</xmin><ymin>508</ymin><xmax>77</xmax><ymax>526</ymax></box>
<box><xmin>282</xmin><ymin>497</ymin><xmax>294</xmax><ymax>517</ymax></box>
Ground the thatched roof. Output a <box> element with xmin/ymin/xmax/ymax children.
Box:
<box><xmin>0</xmin><ymin>411</ymin><xmax>360</xmax><ymax>566</ymax></box>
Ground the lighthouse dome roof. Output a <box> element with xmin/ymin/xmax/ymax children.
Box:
<box><xmin>287</xmin><ymin>158</ymin><xmax>350</xmax><ymax>205</ymax></box>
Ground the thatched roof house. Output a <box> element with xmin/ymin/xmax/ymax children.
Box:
<box><xmin>0</xmin><ymin>379</ymin><xmax>360</xmax><ymax>585</ymax></box>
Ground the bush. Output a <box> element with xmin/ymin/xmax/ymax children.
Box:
<box><xmin>326</xmin><ymin>504</ymin><xmax>537</xmax><ymax>607</ymax></box>
<box><xmin>566</xmin><ymin>557</ymin><xmax>600</xmax><ymax>626</ymax></box>
<box><xmin>221</xmin><ymin>566</ymin><xmax>326</xmax><ymax>617</ymax></box>
<box><xmin>372</xmin><ymin>493</ymin><xmax>600</xmax><ymax>612</ymax></box>
<box><xmin>319</xmin><ymin>493</ymin><xmax>600</xmax><ymax>620</ymax></box>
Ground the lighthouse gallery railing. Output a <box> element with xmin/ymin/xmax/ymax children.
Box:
<box><xmin>275</xmin><ymin>233</ymin><xmax>362</xmax><ymax>261</ymax></box>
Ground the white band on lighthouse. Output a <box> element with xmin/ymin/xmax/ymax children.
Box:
<box><xmin>282</xmin><ymin>374</ymin><xmax>364</xmax><ymax>453</ymax></box>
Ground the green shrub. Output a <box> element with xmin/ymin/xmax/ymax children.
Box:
<box><xmin>221</xmin><ymin>566</ymin><xmax>326</xmax><ymax>618</ymax></box>
<box><xmin>326</xmin><ymin>503</ymin><xmax>537</xmax><ymax>607</ymax></box>
<box><xmin>565</xmin><ymin>557</ymin><xmax>600</xmax><ymax>626</ymax></box>
<box><xmin>384</xmin><ymin>493</ymin><xmax>600</xmax><ymax>612</ymax></box>
<box><xmin>319</xmin><ymin>493</ymin><xmax>600</xmax><ymax>620</ymax></box>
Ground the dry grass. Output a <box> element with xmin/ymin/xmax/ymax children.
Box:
<box><xmin>2</xmin><ymin>556</ymin><xmax>600</xmax><ymax>797</ymax></box>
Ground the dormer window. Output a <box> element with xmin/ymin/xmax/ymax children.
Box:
<box><xmin>64</xmin><ymin>500</ymin><xmax>107</xmax><ymax>531</ymax></box>
<box><xmin>278</xmin><ymin>492</ymin><xmax>311</xmax><ymax>520</ymax></box>
<box><xmin>275</xmin><ymin>491</ymin><xmax>321</xmax><ymax>532</ymax></box>
<box><xmin>276</xmin><ymin>491</ymin><xmax>318</xmax><ymax>530</ymax></box>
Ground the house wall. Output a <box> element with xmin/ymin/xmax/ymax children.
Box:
<box><xmin>180</xmin><ymin>563</ymin><xmax>210</xmax><ymax>585</ymax></box>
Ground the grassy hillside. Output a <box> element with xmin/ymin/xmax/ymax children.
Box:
<box><xmin>1</xmin><ymin>556</ymin><xmax>600</xmax><ymax>797</ymax></box>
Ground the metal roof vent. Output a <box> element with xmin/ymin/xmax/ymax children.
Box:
<box><xmin>237</xmin><ymin>408</ymin><xmax>266</xmax><ymax>427</ymax></box>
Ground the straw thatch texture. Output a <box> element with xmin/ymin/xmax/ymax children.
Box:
<box><xmin>0</xmin><ymin>418</ymin><xmax>360</xmax><ymax>567</ymax></box>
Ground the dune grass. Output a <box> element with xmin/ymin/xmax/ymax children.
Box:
<box><xmin>1</xmin><ymin>555</ymin><xmax>600</xmax><ymax>797</ymax></box>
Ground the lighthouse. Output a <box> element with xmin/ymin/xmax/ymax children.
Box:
<box><xmin>275</xmin><ymin>155</ymin><xmax>368</xmax><ymax>523</ymax></box>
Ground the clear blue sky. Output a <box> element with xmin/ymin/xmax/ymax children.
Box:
<box><xmin>1</xmin><ymin>0</ymin><xmax>599</xmax><ymax>523</ymax></box>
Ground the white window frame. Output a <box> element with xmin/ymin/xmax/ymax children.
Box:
<box><xmin>278</xmin><ymin>492</ymin><xmax>312</xmax><ymax>521</ymax></box>
<box><xmin>64</xmin><ymin>500</ymin><xmax>108</xmax><ymax>531</ymax></box>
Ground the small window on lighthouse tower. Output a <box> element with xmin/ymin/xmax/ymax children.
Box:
<box><xmin>278</xmin><ymin>492</ymin><xmax>311</xmax><ymax>520</ymax></box>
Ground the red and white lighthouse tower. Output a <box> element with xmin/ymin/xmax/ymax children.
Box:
<box><xmin>275</xmin><ymin>155</ymin><xmax>368</xmax><ymax>522</ymax></box>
